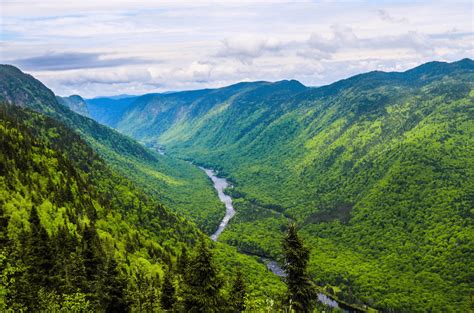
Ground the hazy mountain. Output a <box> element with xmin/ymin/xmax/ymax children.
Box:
<box><xmin>85</xmin><ymin>96</ymin><xmax>139</xmax><ymax>128</ymax></box>
<box><xmin>57</xmin><ymin>94</ymin><xmax>89</xmax><ymax>116</ymax></box>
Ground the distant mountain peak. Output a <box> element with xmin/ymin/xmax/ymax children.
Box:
<box><xmin>57</xmin><ymin>94</ymin><xmax>89</xmax><ymax>117</ymax></box>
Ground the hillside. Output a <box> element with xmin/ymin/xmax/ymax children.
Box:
<box><xmin>57</xmin><ymin>95</ymin><xmax>89</xmax><ymax>117</ymax></box>
<box><xmin>92</xmin><ymin>59</ymin><xmax>474</xmax><ymax>311</ymax></box>
<box><xmin>0</xmin><ymin>66</ymin><xmax>288</xmax><ymax>311</ymax></box>
<box><xmin>0</xmin><ymin>103</ymin><xmax>196</xmax><ymax>310</ymax></box>
<box><xmin>0</xmin><ymin>65</ymin><xmax>224</xmax><ymax>234</ymax></box>
<box><xmin>86</xmin><ymin>96</ymin><xmax>138</xmax><ymax>128</ymax></box>
<box><xmin>0</xmin><ymin>103</ymin><xmax>288</xmax><ymax>311</ymax></box>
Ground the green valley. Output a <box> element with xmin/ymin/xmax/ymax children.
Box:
<box><xmin>3</xmin><ymin>1</ymin><xmax>473</xmax><ymax>312</ymax></box>
<box><xmin>86</xmin><ymin>59</ymin><xmax>474</xmax><ymax>311</ymax></box>
<box><xmin>0</xmin><ymin>65</ymin><xmax>289</xmax><ymax>312</ymax></box>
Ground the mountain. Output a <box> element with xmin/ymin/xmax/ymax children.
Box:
<box><xmin>0</xmin><ymin>103</ymin><xmax>199</xmax><ymax>310</ymax></box>
<box><xmin>0</xmin><ymin>65</ymin><xmax>287</xmax><ymax>311</ymax></box>
<box><xmin>0</xmin><ymin>65</ymin><xmax>226</xmax><ymax>234</ymax></box>
<box><xmin>86</xmin><ymin>96</ymin><xmax>139</xmax><ymax>128</ymax></box>
<box><xmin>0</xmin><ymin>64</ymin><xmax>65</xmax><ymax>113</ymax></box>
<box><xmin>92</xmin><ymin>59</ymin><xmax>474</xmax><ymax>311</ymax></box>
<box><xmin>57</xmin><ymin>95</ymin><xmax>89</xmax><ymax>116</ymax></box>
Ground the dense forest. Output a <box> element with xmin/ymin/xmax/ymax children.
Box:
<box><xmin>0</xmin><ymin>66</ymin><xmax>313</xmax><ymax>311</ymax></box>
<box><xmin>0</xmin><ymin>101</ymin><xmax>301</xmax><ymax>311</ymax></box>
<box><xmin>86</xmin><ymin>59</ymin><xmax>474</xmax><ymax>311</ymax></box>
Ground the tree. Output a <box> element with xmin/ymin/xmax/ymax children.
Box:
<box><xmin>100</xmin><ymin>258</ymin><xmax>128</xmax><ymax>312</ymax></box>
<box><xmin>229</xmin><ymin>269</ymin><xmax>246</xmax><ymax>312</ymax></box>
<box><xmin>180</xmin><ymin>238</ymin><xmax>223</xmax><ymax>312</ymax></box>
<box><xmin>283</xmin><ymin>223</ymin><xmax>316</xmax><ymax>312</ymax></box>
<box><xmin>24</xmin><ymin>206</ymin><xmax>54</xmax><ymax>301</ymax></box>
<box><xmin>177</xmin><ymin>246</ymin><xmax>188</xmax><ymax>276</ymax></box>
<box><xmin>160</xmin><ymin>269</ymin><xmax>176</xmax><ymax>311</ymax></box>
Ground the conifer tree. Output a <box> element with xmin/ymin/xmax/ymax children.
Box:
<box><xmin>160</xmin><ymin>269</ymin><xmax>176</xmax><ymax>311</ymax></box>
<box><xmin>177</xmin><ymin>246</ymin><xmax>188</xmax><ymax>275</ymax></box>
<box><xmin>229</xmin><ymin>269</ymin><xmax>246</xmax><ymax>312</ymax></box>
<box><xmin>283</xmin><ymin>223</ymin><xmax>316</xmax><ymax>312</ymax></box>
<box><xmin>100</xmin><ymin>258</ymin><xmax>128</xmax><ymax>313</ymax></box>
<box><xmin>180</xmin><ymin>237</ymin><xmax>223</xmax><ymax>312</ymax></box>
<box><xmin>82</xmin><ymin>223</ymin><xmax>105</xmax><ymax>283</ymax></box>
<box><xmin>26</xmin><ymin>207</ymin><xmax>53</xmax><ymax>288</ymax></box>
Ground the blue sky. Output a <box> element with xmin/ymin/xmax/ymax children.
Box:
<box><xmin>1</xmin><ymin>0</ymin><xmax>472</xmax><ymax>97</ymax></box>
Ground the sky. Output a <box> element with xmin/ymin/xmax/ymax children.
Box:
<box><xmin>1</xmin><ymin>0</ymin><xmax>473</xmax><ymax>98</ymax></box>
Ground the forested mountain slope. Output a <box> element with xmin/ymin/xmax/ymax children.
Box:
<box><xmin>0</xmin><ymin>65</ymin><xmax>224</xmax><ymax>233</ymax></box>
<box><xmin>0</xmin><ymin>103</ymin><xmax>197</xmax><ymax>310</ymax></box>
<box><xmin>93</xmin><ymin>59</ymin><xmax>474</xmax><ymax>311</ymax></box>
<box><xmin>0</xmin><ymin>66</ymin><xmax>288</xmax><ymax>311</ymax></box>
<box><xmin>0</xmin><ymin>103</ymin><xmax>286</xmax><ymax>311</ymax></box>
<box><xmin>57</xmin><ymin>95</ymin><xmax>89</xmax><ymax>117</ymax></box>
<box><xmin>86</xmin><ymin>96</ymin><xmax>138</xmax><ymax>128</ymax></box>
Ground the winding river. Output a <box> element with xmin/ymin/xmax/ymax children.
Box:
<box><xmin>202</xmin><ymin>167</ymin><xmax>359</xmax><ymax>312</ymax></box>
<box><xmin>202</xmin><ymin>168</ymin><xmax>236</xmax><ymax>241</ymax></box>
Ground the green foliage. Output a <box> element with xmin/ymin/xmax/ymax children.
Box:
<box><xmin>161</xmin><ymin>269</ymin><xmax>176</xmax><ymax>311</ymax></box>
<box><xmin>283</xmin><ymin>223</ymin><xmax>316</xmax><ymax>312</ymax></box>
<box><xmin>229</xmin><ymin>270</ymin><xmax>246</xmax><ymax>312</ymax></box>
<box><xmin>95</xmin><ymin>59</ymin><xmax>474</xmax><ymax>311</ymax></box>
<box><xmin>0</xmin><ymin>103</ymin><xmax>197</xmax><ymax>310</ymax></box>
<box><xmin>180</xmin><ymin>237</ymin><xmax>224</xmax><ymax>312</ymax></box>
<box><xmin>0</xmin><ymin>97</ymin><xmax>287</xmax><ymax>311</ymax></box>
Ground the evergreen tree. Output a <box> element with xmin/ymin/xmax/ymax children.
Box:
<box><xmin>283</xmin><ymin>223</ymin><xmax>316</xmax><ymax>312</ymax></box>
<box><xmin>82</xmin><ymin>223</ymin><xmax>105</xmax><ymax>283</ymax></box>
<box><xmin>160</xmin><ymin>269</ymin><xmax>176</xmax><ymax>311</ymax></box>
<box><xmin>229</xmin><ymin>269</ymin><xmax>246</xmax><ymax>312</ymax></box>
<box><xmin>177</xmin><ymin>246</ymin><xmax>188</xmax><ymax>275</ymax></box>
<box><xmin>25</xmin><ymin>207</ymin><xmax>54</xmax><ymax>289</ymax></box>
<box><xmin>100</xmin><ymin>258</ymin><xmax>128</xmax><ymax>313</ymax></box>
<box><xmin>0</xmin><ymin>204</ymin><xmax>8</xmax><ymax>247</ymax></box>
<box><xmin>180</xmin><ymin>238</ymin><xmax>223</xmax><ymax>312</ymax></box>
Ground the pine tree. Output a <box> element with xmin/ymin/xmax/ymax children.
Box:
<box><xmin>283</xmin><ymin>223</ymin><xmax>316</xmax><ymax>312</ymax></box>
<box><xmin>81</xmin><ymin>223</ymin><xmax>105</xmax><ymax>283</ymax></box>
<box><xmin>160</xmin><ymin>269</ymin><xmax>176</xmax><ymax>311</ymax></box>
<box><xmin>229</xmin><ymin>269</ymin><xmax>246</xmax><ymax>312</ymax></box>
<box><xmin>180</xmin><ymin>238</ymin><xmax>223</xmax><ymax>312</ymax></box>
<box><xmin>26</xmin><ymin>207</ymin><xmax>53</xmax><ymax>288</ymax></box>
<box><xmin>100</xmin><ymin>258</ymin><xmax>128</xmax><ymax>313</ymax></box>
<box><xmin>0</xmin><ymin>204</ymin><xmax>8</xmax><ymax>247</ymax></box>
<box><xmin>177</xmin><ymin>246</ymin><xmax>188</xmax><ymax>275</ymax></box>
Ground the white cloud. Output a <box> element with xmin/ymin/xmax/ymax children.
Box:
<box><xmin>376</xmin><ymin>9</ymin><xmax>409</xmax><ymax>24</ymax></box>
<box><xmin>1</xmin><ymin>0</ymin><xmax>472</xmax><ymax>97</ymax></box>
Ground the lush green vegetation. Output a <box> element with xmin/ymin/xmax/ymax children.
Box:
<box><xmin>57</xmin><ymin>95</ymin><xmax>90</xmax><ymax>117</ymax></box>
<box><xmin>0</xmin><ymin>65</ymin><xmax>308</xmax><ymax>311</ymax></box>
<box><xmin>0</xmin><ymin>65</ymin><xmax>224</xmax><ymax>234</ymax></box>
<box><xmin>97</xmin><ymin>59</ymin><xmax>474</xmax><ymax>311</ymax></box>
<box><xmin>0</xmin><ymin>103</ymin><xmax>293</xmax><ymax>311</ymax></box>
<box><xmin>0</xmin><ymin>103</ymin><xmax>192</xmax><ymax>310</ymax></box>
<box><xmin>86</xmin><ymin>96</ymin><xmax>138</xmax><ymax>128</ymax></box>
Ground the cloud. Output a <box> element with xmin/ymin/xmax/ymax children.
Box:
<box><xmin>299</xmin><ymin>25</ymin><xmax>359</xmax><ymax>59</ymax></box>
<box><xmin>216</xmin><ymin>35</ymin><xmax>288</xmax><ymax>63</ymax></box>
<box><xmin>376</xmin><ymin>9</ymin><xmax>409</xmax><ymax>23</ymax></box>
<box><xmin>12</xmin><ymin>52</ymin><xmax>152</xmax><ymax>71</ymax></box>
<box><xmin>2</xmin><ymin>1</ymin><xmax>472</xmax><ymax>97</ymax></box>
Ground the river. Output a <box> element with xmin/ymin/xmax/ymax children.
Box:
<box><xmin>201</xmin><ymin>167</ymin><xmax>360</xmax><ymax>312</ymax></box>
<box><xmin>202</xmin><ymin>168</ymin><xmax>236</xmax><ymax>241</ymax></box>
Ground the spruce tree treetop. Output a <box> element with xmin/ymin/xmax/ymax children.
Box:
<box><xmin>283</xmin><ymin>223</ymin><xmax>316</xmax><ymax>313</ymax></box>
<box><xmin>180</xmin><ymin>237</ymin><xmax>223</xmax><ymax>312</ymax></box>
<box><xmin>229</xmin><ymin>269</ymin><xmax>246</xmax><ymax>313</ymax></box>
